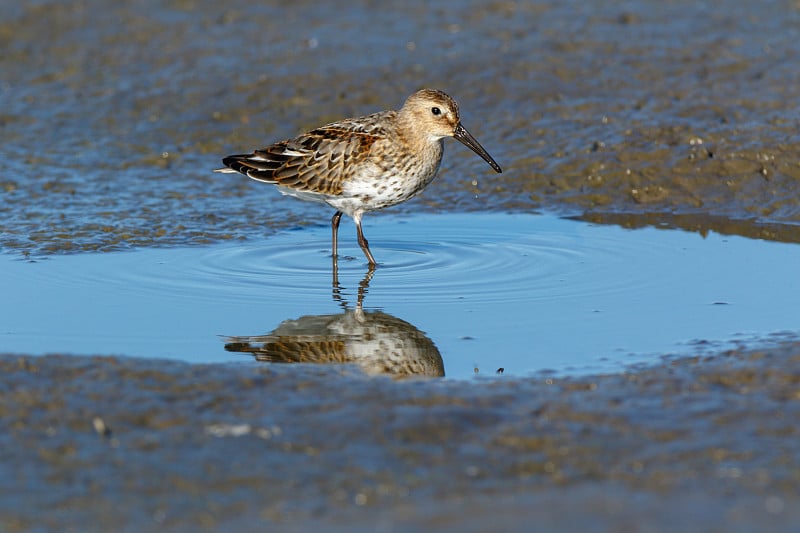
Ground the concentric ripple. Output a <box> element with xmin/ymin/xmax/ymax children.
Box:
<box><xmin>84</xmin><ymin>213</ymin><xmax>680</xmax><ymax>306</ymax></box>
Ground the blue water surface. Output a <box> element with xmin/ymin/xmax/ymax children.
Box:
<box><xmin>2</xmin><ymin>213</ymin><xmax>799</xmax><ymax>378</ymax></box>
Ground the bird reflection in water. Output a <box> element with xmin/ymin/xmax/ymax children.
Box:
<box><xmin>223</xmin><ymin>261</ymin><xmax>444</xmax><ymax>378</ymax></box>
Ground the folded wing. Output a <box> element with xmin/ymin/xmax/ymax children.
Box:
<box><xmin>217</xmin><ymin>112</ymin><xmax>393</xmax><ymax>196</ymax></box>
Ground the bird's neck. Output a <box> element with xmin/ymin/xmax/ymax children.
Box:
<box><xmin>396</xmin><ymin>113</ymin><xmax>443</xmax><ymax>155</ymax></box>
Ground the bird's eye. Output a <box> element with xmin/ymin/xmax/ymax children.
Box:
<box><xmin>431</xmin><ymin>107</ymin><xmax>441</xmax><ymax>116</ymax></box>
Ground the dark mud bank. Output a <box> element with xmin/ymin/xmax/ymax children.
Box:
<box><xmin>3</xmin><ymin>343</ymin><xmax>800</xmax><ymax>531</ymax></box>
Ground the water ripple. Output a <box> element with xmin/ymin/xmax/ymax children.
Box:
<box><xmin>24</xmin><ymin>214</ymin><xmax>680</xmax><ymax>306</ymax></box>
<box><xmin>158</xmin><ymin>214</ymin><xmax>679</xmax><ymax>305</ymax></box>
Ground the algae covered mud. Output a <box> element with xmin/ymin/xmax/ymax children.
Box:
<box><xmin>2</xmin><ymin>0</ymin><xmax>800</xmax><ymax>254</ymax></box>
<box><xmin>3</xmin><ymin>0</ymin><xmax>800</xmax><ymax>530</ymax></box>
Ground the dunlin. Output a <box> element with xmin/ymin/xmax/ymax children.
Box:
<box><xmin>215</xmin><ymin>88</ymin><xmax>502</xmax><ymax>266</ymax></box>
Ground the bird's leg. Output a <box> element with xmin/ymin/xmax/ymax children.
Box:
<box><xmin>331</xmin><ymin>250</ymin><xmax>340</xmax><ymax>289</ymax></box>
<box><xmin>331</xmin><ymin>211</ymin><xmax>343</xmax><ymax>259</ymax></box>
<box><xmin>354</xmin><ymin>215</ymin><xmax>377</xmax><ymax>266</ymax></box>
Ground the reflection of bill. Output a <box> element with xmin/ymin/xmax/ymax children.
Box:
<box><xmin>224</xmin><ymin>309</ymin><xmax>444</xmax><ymax>378</ymax></box>
<box><xmin>223</xmin><ymin>261</ymin><xmax>444</xmax><ymax>378</ymax></box>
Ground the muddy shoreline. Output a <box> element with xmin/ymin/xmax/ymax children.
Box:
<box><xmin>3</xmin><ymin>1</ymin><xmax>800</xmax><ymax>255</ymax></box>
<box><xmin>3</xmin><ymin>344</ymin><xmax>800</xmax><ymax>531</ymax></box>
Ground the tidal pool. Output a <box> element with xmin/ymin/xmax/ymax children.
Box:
<box><xmin>3</xmin><ymin>212</ymin><xmax>799</xmax><ymax>378</ymax></box>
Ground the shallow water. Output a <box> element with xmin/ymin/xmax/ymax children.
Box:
<box><xmin>4</xmin><ymin>212</ymin><xmax>798</xmax><ymax>378</ymax></box>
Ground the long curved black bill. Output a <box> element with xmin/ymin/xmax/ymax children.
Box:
<box><xmin>454</xmin><ymin>123</ymin><xmax>502</xmax><ymax>173</ymax></box>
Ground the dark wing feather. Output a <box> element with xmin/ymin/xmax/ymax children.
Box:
<box><xmin>221</xmin><ymin>111</ymin><xmax>394</xmax><ymax>196</ymax></box>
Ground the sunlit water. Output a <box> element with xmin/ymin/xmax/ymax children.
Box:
<box><xmin>3</xmin><ymin>213</ymin><xmax>799</xmax><ymax>378</ymax></box>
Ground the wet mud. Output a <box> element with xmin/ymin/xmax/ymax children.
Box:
<box><xmin>2</xmin><ymin>344</ymin><xmax>800</xmax><ymax>531</ymax></box>
<box><xmin>3</xmin><ymin>0</ymin><xmax>800</xmax><ymax>254</ymax></box>
<box><xmin>4</xmin><ymin>0</ymin><xmax>800</xmax><ymax>530</ymax></box>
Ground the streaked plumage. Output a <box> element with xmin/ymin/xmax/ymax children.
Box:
<box><xmin>215</xmin><ymin>89</ymin><xmax>502</xmax><ymax>266</ymax></box>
